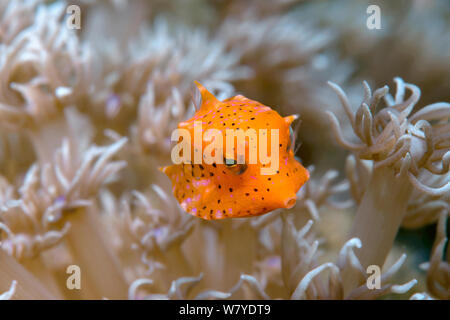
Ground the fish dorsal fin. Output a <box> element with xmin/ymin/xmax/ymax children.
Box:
<box><xmin>192</xmin><ymin>81</ymin><xmax>219</xmax><ymax>110</ymax></box>
<box><xmin>224</xmin><ymin>94</ymin><xmax>251</xmax><ymax>103</ymax></box>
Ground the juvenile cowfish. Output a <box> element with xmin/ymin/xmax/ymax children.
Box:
<box><xmin>161</xmin><ymin>82</ymin><xmax>309</xmax><ymax>220</ymax></box>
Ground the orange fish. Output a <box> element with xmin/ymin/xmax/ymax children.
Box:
<box><xmin>161</xmin><ymin>82</ymin><xmax>309</xmax><ymax>220</ymax></box>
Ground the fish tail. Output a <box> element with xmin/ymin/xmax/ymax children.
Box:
<box><xmin>158</xmin><ymin>165</ymin><xmax>170</xmax><ymax>174</ymax></box>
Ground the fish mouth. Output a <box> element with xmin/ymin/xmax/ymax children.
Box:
<box><xmin>284</xmin><ymin>197</ymin><xmax>297</xmax><ymax>209</ymax></box>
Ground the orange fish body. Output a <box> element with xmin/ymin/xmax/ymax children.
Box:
<box><xmin>161</xmin><ymin>82</ymin><xmax>309</xmax><ymax>220</ymax></box>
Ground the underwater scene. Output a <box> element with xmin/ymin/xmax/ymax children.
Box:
<box><xmin>0</xmin><ymin>0</ymin><xmax>449</xmax><ymax>301</ymax></box>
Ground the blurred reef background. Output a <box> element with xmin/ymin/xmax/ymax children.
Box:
<box><xmin>0</xmin><ymin>0</ymin><xmax>449</xmax><ymax>300</ymax></box>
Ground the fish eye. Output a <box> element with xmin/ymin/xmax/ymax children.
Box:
<box><xmin>224</xmin><ymin>158</ymin><xmax>247</xmax><ymax>175</ymax></box>
<box><xmin>225</xmin><ymin>158</ymin><xmax>237</xmax><ymax>167</ymax></box>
